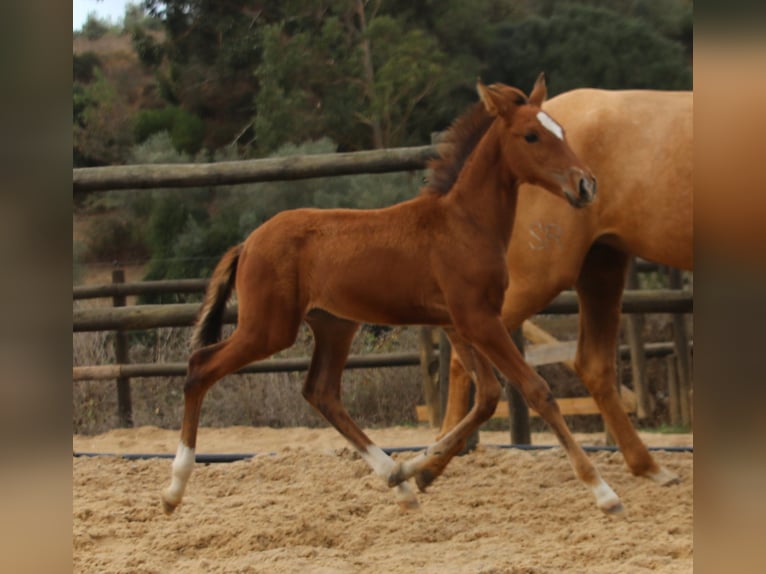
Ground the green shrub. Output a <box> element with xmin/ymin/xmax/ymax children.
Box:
<box><xmin>131</xmin><ymin>27</ymin><xmax>164</xmax><ymax>69</ymax></box>
<box><xmin>134</xmin><ymin>107</ymin><xmax>205</xmax><ymax>155</ymax></box>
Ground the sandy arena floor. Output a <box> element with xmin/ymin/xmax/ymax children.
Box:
<box><xmin>73</xmin><ymin>426</ymin><xmax>693</xmax><ymax>573</ymax></box>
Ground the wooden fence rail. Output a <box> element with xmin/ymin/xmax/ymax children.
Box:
<box><xmin>73</xmin><ymin>289</ymin><xmax>692</xmax><ymax>332</ymax></box>
<box><xmin>73</xmin><ymin>341</ymin><xmax>686</xmax><ymax>382</ymax></box>
<box><xmin>73</xmin><ymin>279</ymin><xmax>208</xmax><ymax>300</ymax></box>
<box><xmin>73</xmin><ymin>145</ymin><xmax>438</xmax><ymax>193</ymax></box>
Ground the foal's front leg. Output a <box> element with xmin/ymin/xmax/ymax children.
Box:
<box><xmin>464</xmin><ymin>313</ymin><xmax>623</xmax><ymax>514</ymax></box>
<box><xmin>303</xmin><ymin>311</ymin><xmax>419</xmax><ymax>509</ymax></box>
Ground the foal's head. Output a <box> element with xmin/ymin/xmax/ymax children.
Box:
<box><xmin>478</xmin><ymin>74</ymin><xmax>596</xmax><ymax>208</ymax></box>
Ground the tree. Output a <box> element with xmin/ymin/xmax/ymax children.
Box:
<box><xmin>252</xmin><ymin>1</ymin><xmax>463</xmax><ymax>153</ymax></box>
<box><xmin>80</xmin><ymin>13</ymin><xmax>112</xmax><ymax>39</ymax></box>
<box><xmin>485</xmin><ymin>3</ymin><xmax>692</xmax><ymax>95</ymax></box>
<box><xmin>143</xmin><ymin>0</ymin><xmax>273</xmax><ymax>150</ymax></box>
<box><xmin>73</xmin><ymin>69</ymin><xmax>136</xmax><ymax>166</ymax></box>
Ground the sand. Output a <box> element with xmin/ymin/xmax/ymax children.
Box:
<box><xmin>73</xmin><ymin>426</ymin><xmax>693</xmax><ymax>573</ymax></box>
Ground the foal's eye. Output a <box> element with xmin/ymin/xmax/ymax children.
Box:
<box><xmin>524</xmin><ymin>133</ymin><xmax>539</xmax><ymax>143</ymax></box>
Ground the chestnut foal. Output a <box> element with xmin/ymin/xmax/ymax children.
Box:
<box><xmin>162</xmin><ymin>74</ymin><xmax>622</xmax><ymax>515</ymax></box>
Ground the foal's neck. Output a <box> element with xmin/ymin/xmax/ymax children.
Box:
<box><xmin>448</xmin><ymin>122</ymin><xmax>519</xmax><ymax>246</ymax></box>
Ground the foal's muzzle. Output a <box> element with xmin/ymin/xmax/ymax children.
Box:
<box><xmin>564</xmin><ymin>173</ymin><xmax>597</xmax><ymax>208</ymax></box>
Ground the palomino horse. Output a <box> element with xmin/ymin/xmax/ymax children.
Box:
<box><xmin>439</xmin><ymin>88</ymin><xmax>692</xmax><ymax>486</ymax></box>
<box><xmin>161</xmin><ymin>74</ymin><xmax>624</xmax><ymax>515</ymax></box>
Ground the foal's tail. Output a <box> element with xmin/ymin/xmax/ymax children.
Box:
<box><xmin>191</xmin><ymin>244</ymin><xmax>243</xmax><ymax>350</ymax></box>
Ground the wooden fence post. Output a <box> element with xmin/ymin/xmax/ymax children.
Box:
<box><xmin>668</xmin><ymin>268</ymin><xmax>692</xmax><ymax>428</ymax></box>
<box><xmin>625</xmin><ymin>260</ymin><xmax>651</xmax><ymax>419</ymax></box>
<box><xmin>666</xmin><ymin>354</ymin><xmax>681</xmax><ymax>427</ymax></box>
<box><xmin>112</xmin><ymin>267</ymin><xmax>133</xmax><ymax>428</ymax></box>
<box><xmin>508</xmin><ymin>328</ymin><xmax>531</xmax><ymax>444</ymax></box>
<box><xmin>418</xmin><ymin>327</ymin><xmax>441</xmax><ymax>427</ymax></box>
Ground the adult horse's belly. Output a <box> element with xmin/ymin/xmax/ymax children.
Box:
<box><xmin>544</xmin><ymin>89</ymin><xmax>693</xmax><ymax>271</ymax></box>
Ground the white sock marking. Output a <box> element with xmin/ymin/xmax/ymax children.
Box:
<box><xmin>166</xmin><ymin>442</ymin><xmax>195</xmax><ymax>504</ymax></box>
<box><xmin>537</xmin><ymin>111</ymin><xmax>564</xmax><ymax>140</ymax></box>
<box><xmin>360</xmin><ymin>445</ymin><xmax>418</xmax><ymax>506</ymax></box>
<box><xmin>592</xmin><ymin>477</ymin><xmax>620</xmax><ymax>509</ymax></box>
<box><xmin>360</xmin><ymin>445</ymin><xmax>396</xmax><ymax>478</ymax></box>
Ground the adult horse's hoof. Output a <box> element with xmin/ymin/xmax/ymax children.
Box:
<box><xmin>647</xmin><ymin>466</ymin><xmax>681</xmax><ymax>486</ymax></box>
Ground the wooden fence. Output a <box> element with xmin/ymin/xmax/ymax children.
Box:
<box><xmin>73</xmin><ymin>145</ymin><xmax>693</xmax><ymax>439</ymax></box>
<box><xmin>73</xmin><ymin>272</ymin><xmax>692</xmax><ymax>434</ymax></box>
<box><xmin>73</xmin><ymin>145</ymin><xmax>437</xmax><ymax>193</ymax></box>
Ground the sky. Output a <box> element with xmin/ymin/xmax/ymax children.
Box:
<box><xmin>73</xmin><ymin>0</ymin><xmax>132</xmax><ymax>31</ymax></box>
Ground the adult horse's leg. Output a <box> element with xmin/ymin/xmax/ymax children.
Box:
<box><xmin>302</xmin><ymin>310</ymin><xmax>419</xmax><ymax>509</ymax></box>
<box><xmin>437</xmin><ymin>355</ymin><xmax>475</xmax><ymax>441</ymax></box>
<box><xmin>575</xmin><ymin>244</ymin><xmax>680</xmax><ymax>485</ymax></box>
<box><xmin>161</xmin><ymin>318</ymin><xmax>301</xmax><ymax>514</ymax></box>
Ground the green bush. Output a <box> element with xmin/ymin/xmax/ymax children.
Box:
<box><xmin>131</xmin><ymin>27</ymin><xmax>164</xmax><ymax>69</ymax></box>
<box><xmin>134</xmin><ymin>107</ymin><xmax>205</xmax><ymax>155</ymax></box>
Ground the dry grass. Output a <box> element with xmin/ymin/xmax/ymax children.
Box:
<box><xmin>73</xmin><ymin>301</ymin><xmax>424</xmax><ymax>435</ymax></box>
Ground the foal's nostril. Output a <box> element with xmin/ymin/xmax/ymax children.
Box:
<box><xmin>579</xmin><ymin>177</ymin><xmax>596</xmax><ymax>201</ymax></box>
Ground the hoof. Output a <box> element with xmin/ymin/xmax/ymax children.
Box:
<box><xmin>415</xmin><ymin>468</ymin><xmax>437</xmax><ymax>492</ymax></box>
<box><xmin>600</xmin><ymin>499</ymin><xmax>625</xmax><ymax>515</ymax></box>
<box><xmin>387</xmin><ymin>462</ymin><xmax>408</xmax><ymax>488</ymax></box>
<box><xmin>593</xmin><ymin>480</ymin><xmax>623</xmax><ymax>515</ymax></box>
<box><xmin>397</xmin><ymin>494</ymin><xmax>420</xmax><ymax>511</ymax></box>
<box><xmin>647</xmin><ymin>466</ymin><xmax>681</xmax><ymax>486</ymax></box>
<box><xmin>161</xmin><ymin>493</ymin><xmax>179</xmax><ymax>515</ymax></box>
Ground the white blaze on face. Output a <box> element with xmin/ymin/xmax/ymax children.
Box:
<box><xmin>536</xmin><ymin>111</ymin><xmax>564</xmax><ymax>140</ymax></box>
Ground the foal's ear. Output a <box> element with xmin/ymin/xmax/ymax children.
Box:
<box><xmin>477</xmin><ymin>80</ymin><xmax>527</xmax><ymax>120</ymax></box>
<box><xmin>528</xmin><ymin>72</ymin><xmax>547</xmax><ymax>107</ymax></box>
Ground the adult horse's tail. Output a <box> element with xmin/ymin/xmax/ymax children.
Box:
<box><xmin>191</xmin><ymin>244</ymin><xmax>243</xmax><ymax>350</ymax></box>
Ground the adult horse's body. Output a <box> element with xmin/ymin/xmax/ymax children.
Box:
<box><xmin>440</xmin><ymin>88</ymin><xmax>692</xmax><ymax>485</ymax></box>
<box><xmin>161</xmin><ymin>76</ymin><xmax>624</xmax><ymax>515</ymax></box>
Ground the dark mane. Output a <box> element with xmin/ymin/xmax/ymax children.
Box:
<box><xmin>422</xmin><ymin>102</ymin><xmax>496</xmax><ymax>196</ymax></box>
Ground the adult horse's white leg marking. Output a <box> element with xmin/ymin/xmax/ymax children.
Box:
<box><xmin>360</xmin><ymin>445</ymin><xmax>419</xmax><ymax>510</ymax></box>
<box><xmin>162</xmin><ymin>442</ymin><xmax>195</xmax><ymax>514</ymax></box>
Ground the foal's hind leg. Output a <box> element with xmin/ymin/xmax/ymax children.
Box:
<box><xmin>161</xmin><ymin>322</ymin><xmax>299</xmax><ymax>514</ymax></box>
<box><xmin>391</xmin><ymin>330</ymin><xmax>502</xmax><ymax>491</ymax></box>
<box><xmin>302</xmin><ymin>310</ymin><xmax>419</xmax><ymax>509</ymax></box>
<box><xmin>575</xmin><ymin>245</ymin><xmax>679</xmax><ymax>485</ymax></box>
